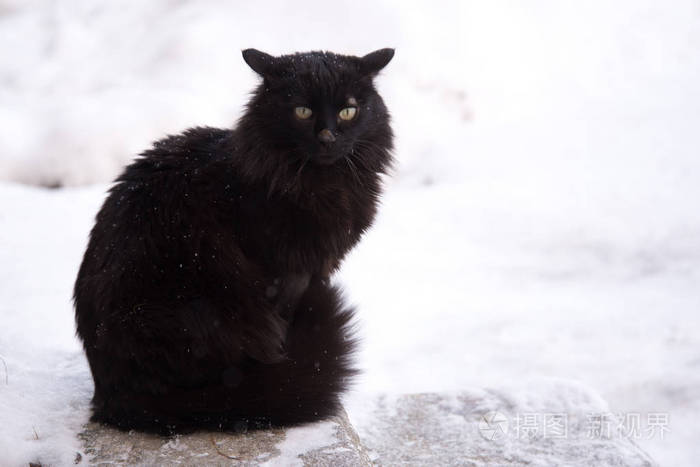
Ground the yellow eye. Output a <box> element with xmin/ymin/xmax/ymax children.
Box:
<box><xmin>294</xmin><ymin>106</ymin><xmax>313</xmax><ymax>119</ymax></box>
<box><xmin>339</xmin><ymin>107</ymin><xmax>357</xmax><ymax>121</ymax></box>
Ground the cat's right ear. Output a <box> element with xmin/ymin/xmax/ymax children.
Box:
<box><xmin>242</xmin><ymin>49</ymin><xmax>276</xmax><ymax>76</ymax></box>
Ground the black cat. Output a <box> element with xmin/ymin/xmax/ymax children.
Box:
<box><xmin>73</xmin><ymin>48</ymin><xmax>394</xmax><ymax>433</ymax></box>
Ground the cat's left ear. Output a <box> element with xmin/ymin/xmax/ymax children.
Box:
<box><xmin>359</xmin><ymin>48</ymin><xmax>395</xmax><ymax>76</ymax></box>
<box><xmin>242</xmin><ymin>49</ymin><xmax>276</xmax><ymax>76</ymax></box>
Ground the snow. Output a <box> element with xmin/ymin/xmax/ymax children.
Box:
<box><xmin>0</xmin><ymin>184</ymin><xmax>100</xmax><ymax>466</ymax></box>
<box><xmin>1</xmin><ymin>0</ymin><xmax>700</xmax><ymax>465</ymax></box>
<box><xmin>260</xmin><ymin>421</ymin><xmax>338</xmax><ymax>467</ymax></box>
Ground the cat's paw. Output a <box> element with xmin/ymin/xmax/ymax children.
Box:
<box><xmin>240</xmin><ymin>311</ymin><xmax>289</xmax><ymax>364</ymax></box>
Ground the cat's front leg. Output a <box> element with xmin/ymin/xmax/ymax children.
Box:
<box><xmin>267</xmin><ymin>273</ymin><xmax>311</xmax><ymax>321</ymax></box>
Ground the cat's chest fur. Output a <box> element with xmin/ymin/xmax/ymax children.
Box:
<box><xmin>224</xmin><ymin>161</ymin><xmax>374</xmax><ymax>277</ymax></box>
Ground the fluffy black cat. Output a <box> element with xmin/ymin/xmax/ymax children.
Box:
<box><xmin>73</xmin><ymin>48</ymin><xmax>394</xmax><ymax>433</ymax></box>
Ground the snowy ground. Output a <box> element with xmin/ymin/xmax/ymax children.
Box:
<box><xmin>1</xmin><ymin>1</ymin><xmax>700</xmax><ymax>465</ymax></box>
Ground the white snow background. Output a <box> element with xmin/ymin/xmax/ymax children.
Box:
<box><xmin>1</xmin><ymin>0</ymin><xmax>700</xmax><ymax>465</ymax></box>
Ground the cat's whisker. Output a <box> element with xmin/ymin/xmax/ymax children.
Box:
<box><xmin>343</xmin><ymin>155</ymin><xmax>364</xmax><ymax>188</ymax></box>
<box><xmin>347</xmin><ymin>146</ymin><xmax>374</xmax><ymax>171</ymax></box>
<box><xmin>354</xmin><ymin>138</ymin><xmax>388</xmax><ymax>153</ymax></box>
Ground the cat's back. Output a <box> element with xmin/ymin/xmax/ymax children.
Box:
<box><xmin>100</xmin><ymin>126</ymin><xmax>233</xmax><ymax>216</ymax></box>
<box><xmin>119</xmin><ymin>126</ymin><xmax>232</xmax><ymax>183</ymax></box>
<box><xmin>77</xmin><ymin>127</ymin><xmax>235</xmax><ymax>285</ymax></box>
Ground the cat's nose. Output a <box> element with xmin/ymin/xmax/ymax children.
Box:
<box><xmin>317</xmin><ymin>129</ymin><xmax>336</xmax><ymax>145</ymax></box>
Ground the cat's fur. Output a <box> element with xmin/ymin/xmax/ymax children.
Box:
<box><xmin>73</xmin><ymin>48</ymin><xmax>394</xmax><ymax>433</ymax></box>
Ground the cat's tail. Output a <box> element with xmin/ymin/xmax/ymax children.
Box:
<box><xmin>91</xmin><ymin>279</ymin><xmax>359</xmax><ymax>432</ymax></box>
<box><xmin>243</xmin><ymin>279</ymin><xmax>359</xmax><ymax>426</ymax></box>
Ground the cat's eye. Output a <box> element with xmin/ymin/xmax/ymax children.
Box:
<box><xmin>294</xmin><ymin>107</ymin><xmax>313</xmax><ymax>120</ymax></box>
<box><xmin>339</xmin><ymin>107</ymin><xmax>357</xmax><ymax>121</ymax></box>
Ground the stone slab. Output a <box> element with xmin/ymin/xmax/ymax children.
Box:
<box><xmin>79</xmin><ymin>409</ymin><xmax>370</xmax><ymax>466</ymax></box>
<box><xmin>352</xmin><ymin>384</ymin><xmax>658</xmax><ymax>466</ymax></box>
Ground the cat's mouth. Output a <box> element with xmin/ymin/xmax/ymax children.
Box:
<box><xmin>312</xmin><ymin>148</ymin><xmax>344</xmax><ymax>166</ymax></box>
<box><xmin>315</xmin><ymin>154</ymin><xmax>343</xmax><ymax>166</ymax></box>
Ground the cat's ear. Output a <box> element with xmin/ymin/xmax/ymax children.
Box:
<box><xmin>359</xmin><ymin>48</ymin><xmax>395</xmax><ymax>76</ymax></box>
<box><xmin>242</xmin><ymin>49</ymin><xmax>276</xmax><ymax>76</ymax></box>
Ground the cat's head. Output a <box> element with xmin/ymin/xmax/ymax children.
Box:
<box><xmin>240</xmin><ymin>48</ymin><xmax>394</xmax><ymax>170</ymax></box>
